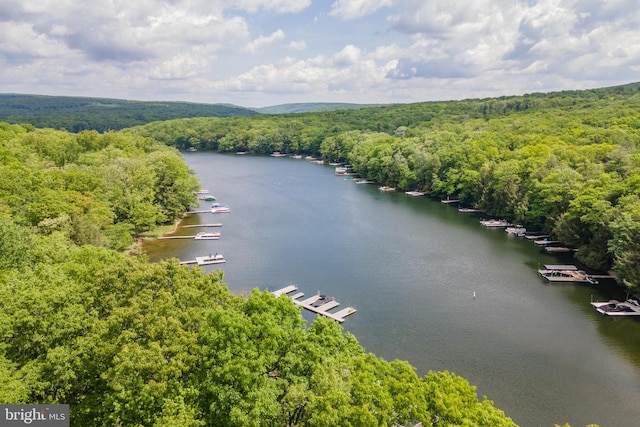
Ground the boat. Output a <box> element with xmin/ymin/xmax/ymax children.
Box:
<box><xmin>199</xmin><ymin>195</ymin><xmax>216</xmax><ymax>201</ymax></box>
<box><xmin>405</xmin><ymin>190</ymin><xmax>425</xmax><ymax>196</ymax></box>
<box><xmin>459</xmin><ymin>207</ymin><xmax>481</xmax><ymax>213</ymax></box>
<box><xmin>211</xmin><ymin>206</ymin><xmax>230</xmax><ymax>213</ymax></box>
<box><xmin>335</xmin><ymin>166</ymin><xmax>348</xmax><ymax>175</ymax></box>
<box><xmin>379</xmin><ymin>185</ymin><xmax>396</xmax><ymax>191</ymax></box>
<box><xmin>480</xmin><ymin>219</ymin><xmax>513</xmax><ymax>227</ymax></box>
<box><xmin>311</xmin><ymin>294</ymin><xmax>336</xmax><ymax>307</ymax></box>
<box><xmin>194</xmin><ymin>231</ymin><xmax>220</xmax><ymax>240</ymax></box>
<box><xmin>505</xmin><ymin>226</ymin><xmax>526</xmax><ymax>236</ymax></box>
<box><xmin>355</xmin><ymin>179</ymin><xmax>372</xmax><ymax>184</ymax></box>
<box><xmin>591</xmin><ymin>299</ymin><xmax>640</xmax><ymax>317</ymax></box>
<box><xmin>537</xmin><ymin>267</ymin><xmax>599</xmax><ymax>285</ymax></box>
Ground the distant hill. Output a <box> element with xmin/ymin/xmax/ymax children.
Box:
<box><xmin>0</xmin><ymin>94</ymin><xmax>258</xmax><ymax>132</ymax></box>
<box><xmin>254</xmin><ymin>102</ymin><xmax>381</xmax><ymax>114</ymax></box>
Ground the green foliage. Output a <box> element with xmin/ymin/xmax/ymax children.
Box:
<box><xmin>0</xmin><ymin>125</ymin><xmax>199</xmax><ymax>247</ymax></box>
<box><xmin>0</xmin><ymin>94</ymin><xmax>258</xmax><ymax>132</ymax></box>
<box><xmin>130</xmin><ymin>82</ymin><xmax>640</xmax><ymax>293</ymax></box>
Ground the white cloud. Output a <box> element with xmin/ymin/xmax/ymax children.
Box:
<box><xmin>245</xmin><ymin>30</ymin><xmax>286</xmax><ymax>54</ymax></box>
<box><xmin>287</xmin><ymin>40</ymin><xmax>307</xmax><ymax>50</ymax></box>
<box><xmin>222</xmin><ymin>0</ymin><xmax>312</xmax><ymax>14</ymax></box>
<box><xmin>1</xmin><ymin>0</ymin><xmax>639</xmax><ymax>106</ymax></box>
<box><xmin>330</xmin><ymin>0</ymin><xmax>394</xmax><ymax>20</ymax></box>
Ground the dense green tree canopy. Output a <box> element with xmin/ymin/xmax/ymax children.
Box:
<box><xmin>0</xmin><ymin>121</ymin><xmax>518</xmax><ymax>426</ymax></box>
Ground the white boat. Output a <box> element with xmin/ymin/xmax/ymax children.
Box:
<box><xmin>537</xmin><ymin>268</ymin><xmax>599</xmax><ymax>285</ymax></box>
<box><xmin>505</xmin><ymin>226</ymin><xmax>526</xmax><ymax>236</ymax></box>
<box><xmin>459</xmin><ymin>207</ymin><xmax>481</xmax><ymax>213</ymax></box>
<box><xmin>335</xmin><ymin>166</ymin><xmax>348</xmax><ymax>175</ymax></box>
<box><xmin>480</xmin><ymin>219</ymin><xmax>513</xmax><ymax>227</ymax></box>
<box><xmin>355</xmin><ymin>179</ymin><xmax>372</xmax><ymax>184</ymax></box>
<box><xmin>379</xmin><ymin>185</ymin><xmax>396</xmax><ymax>191</ymax></box>
<box><xmin>405</xmin><ymin>190</ymin><xmax>425</xmax><ymax>196</ymax></box>
<box><xmin>194</xmin><ymin>231</ymin><xmax>220</xmax><ymax>240</ymax></box>
<box><xmin>591</xmin><ymin>299</ymin><xmax>640</xmax><ymax>316</ymax></box>
<box><xmin>211</xmin><ymin>202</ymin><xmax>230</xmax><ymax>213</ymax></box>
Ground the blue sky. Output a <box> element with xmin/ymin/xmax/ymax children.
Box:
<box><xmin>1</xmin><ymin>0</ymin><xmax>638</xmax><ymax>107</ymax></box>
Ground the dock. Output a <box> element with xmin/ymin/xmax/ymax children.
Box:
<box><xmin>158</xmin><ymin>235</ymin><xmax>219</xmax><ymax>240</ymax></box>
<box><xmin>271</xmin><ymin>286</ymin><xmax>357</xmax><ymax>323</ymax></box>
<box><xmin>272</xmin><ymin>284</ymin><xmax>298</xmax><ymax>297</ymax></box>
<box><xmin>179</xmin><ymin>254</ymin><xmax>226</xmax><ymax>266</ymax></box>
<box><xmin>181</xmin><ymin>223</ymin><xmax>223</xmax><ymax>228</ymax></box>
<box><xmin>186</xmin><ymin>209</ymin><xmax>213</xmax><ymax>214</ymax></box>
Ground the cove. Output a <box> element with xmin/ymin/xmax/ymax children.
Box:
<box><xmin>144</xmin><ymin>152</ymin><xmax>640</xmax><ymax>427</ymax></box>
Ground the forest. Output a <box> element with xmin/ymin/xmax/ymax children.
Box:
<box><xmin>0</xmin><ymin>94</ymin><xmax>258</xmax><ymax>132</ymax></box>
<box><xmin>0</xmin><ymin>123</ymin><xmax>518</xmax><ymax>426</ymax></box>
<box><xmin>129</xmin><ymin>82</ymin><xmax>640</xmax><ymax>296</ymax></box>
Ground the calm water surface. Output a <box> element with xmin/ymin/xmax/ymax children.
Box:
<box><xmin>145</xmin><ymin>152</ymin><xmax>640</xmax><ymax>427</ymax></box>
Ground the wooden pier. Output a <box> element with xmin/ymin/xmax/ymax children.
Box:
<box><xmin>186</xmin><ymin>209</ymin><xmax>213</xmax><ymax>214</ymax></box>
<box><xmin>181</xmin><ymin>223</ymin><xmax>223</xmax><ymax>228</ymax></box>
<box><xmin>271</xmin><ymin>285</ymin><xmax>357</xmax><ymax>323</ymax></box>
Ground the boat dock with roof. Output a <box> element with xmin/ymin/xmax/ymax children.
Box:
<box><xmin>271</xmin><ymin>285</ymin><xmax>357</xmax><ymax>323</ymax></box>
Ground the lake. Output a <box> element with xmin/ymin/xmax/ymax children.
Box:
<box><xmin>144</xmin><ymin>152</ymin><xmax>640</xmax><ymax>427</ymax></box>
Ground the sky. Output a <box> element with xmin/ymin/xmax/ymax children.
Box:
<box><xmin>1</xmin><ymin>0</ymin><xmax>639</xmax><ymax>108</ymax></box>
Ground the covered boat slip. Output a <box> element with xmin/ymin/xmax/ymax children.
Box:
<box><xmin>543</xmin><ymin>264</ymin><xmax>579</xmax><ymax>270</ymax></box>
<box><xmin>271</xmin><ymin>285</ymin><xmax>357</xmax><ymax>323</ymax></box>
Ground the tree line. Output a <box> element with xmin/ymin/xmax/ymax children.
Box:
<box><xmin>0</xmin><ymin>122</ymin><xmax>518</xmax><ymax>426</ymax></box>
<box><xmin>130</xmin><ymin>83</ymin><xmax>640</xmax><ymax>296</ymax></box>
<box><xmin>0</xmin><ymin>94</ymin><xmax>259</xmax><ymax>132</ymax></box>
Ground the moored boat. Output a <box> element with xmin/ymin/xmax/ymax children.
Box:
<box><xmin>591</xmin><ymin>299</ymin><xmax>640</xmax><ymax>316</ymax></box>
<box><xmin>194</xmin><ymin>231</ymin><xmax>221</xmax><ymax>240</ymax></box>
<box><xmin>505</xmin><ymin>225</ymin><xmax>526</xmax><ymax>236</ymax></box>
<box><xmin>211</xmin><ymin>202</ymin><xmax>230</xmax><ymax>213</ymax></box>
<box><xmin>480</xmin><ymin>219</ymin><xmax>513</xmax><ymax>227</ymax></box>
<box><xmin>537</xmin><ymin>267</ymin><xmax>599</xmax><ymax>285</ymax></box>
<box><xmin>405</xmin><ymin>190</ymin><xmax>425</xmax><ymax>196</ymax></box>
<box><xmin>379</xmin><ymin>185</ymin><xmax>396</xmax><ymax>191</ymax></box>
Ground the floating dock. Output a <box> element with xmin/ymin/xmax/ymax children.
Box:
<box><xmin>158</xmin><ymin>234</ymin><xmax>220</xmax><ymax>240</ymax></box>
<box><xmin>180</xmin><ymin>254</ymin><xmax>226</xmax><ymax>266</ymax></box>
<box><xmin>271</xmin><ymin>286</ymin><xmax>357</xmax><ymax>323</ymax></box>
<box><xmin>181</xmin><ymin>223</ymin><xmax>223</xmax><ymax>228</ymax></box>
